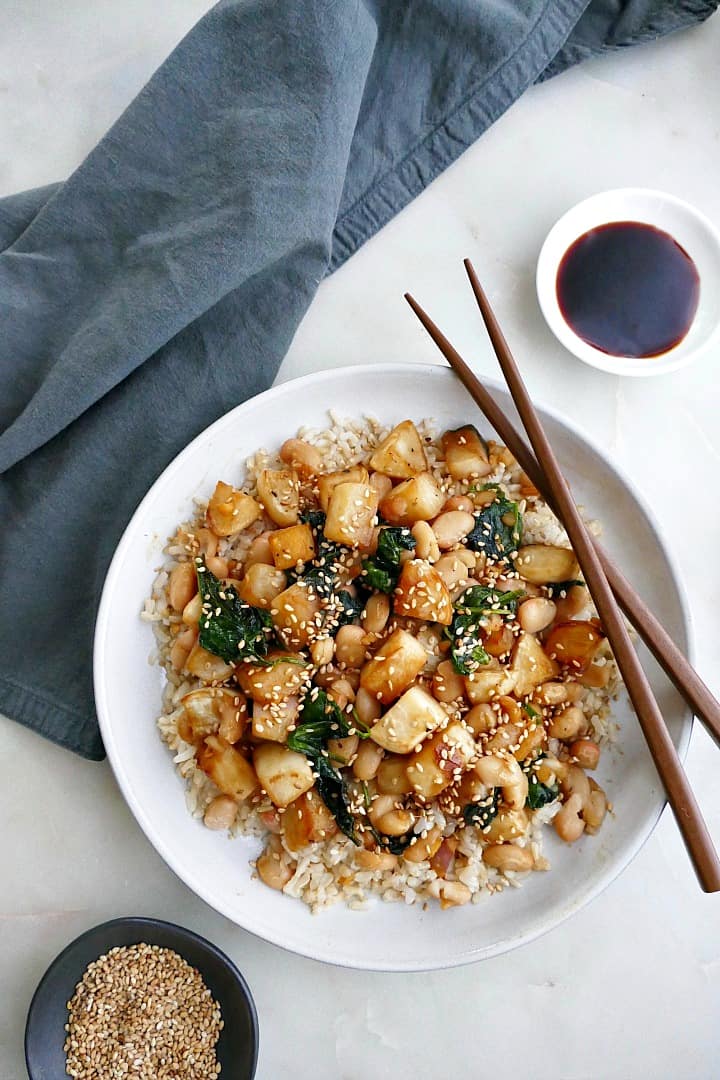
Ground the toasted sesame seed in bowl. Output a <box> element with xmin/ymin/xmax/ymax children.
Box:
<box><xmin>25</xmin><ymin>917</ymin><xmax>258</xmax><ymax>1080</ymax></box>
<box><xmin>94</xmin><ymin>365</ymin><xmax>692</xmax><ymax>970</ymax></box>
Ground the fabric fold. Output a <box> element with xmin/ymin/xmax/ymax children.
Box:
<box><xmin>0</xmin><ymin>0</ymin><xmax>716</xmax><ymax>758</ymax></box>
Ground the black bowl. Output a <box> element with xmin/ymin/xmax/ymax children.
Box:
<box><xmin>25</xmin><ymin>916</ymin><xmax>259</xmax><ymax>1079</ymax></box>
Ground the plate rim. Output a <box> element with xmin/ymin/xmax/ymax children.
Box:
<box><xmin>94</xmin><ymin>362</ymin><xmax>693</xmax><ymax>970</ymax></box>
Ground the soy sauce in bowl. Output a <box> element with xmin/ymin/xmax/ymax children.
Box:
<box><xmin>556</xmin><ymin>222</ymin><xmax>700</xmax><ymax>358</ymax></box>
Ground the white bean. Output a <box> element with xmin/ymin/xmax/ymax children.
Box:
<box><xmin>335</xmin><ymin>624</ymin><xmax>367</xmax><ymax>669</ymax></box>
<box><xmin>548</xmin><ymin>705</ymin><xmax>587</xmax><ymax>741</ymax></box>
<box><xmin>554</xmin><ymin>793</ymin><xmax>586</xmax><ymax>842</ymax></box>
<box><xmin>310</xmin><ymin>637</ymin><xmax>334</xmax><ymax>667</ymax></box>
<box><xmin>518</xmin><ymin>597</ymin><xmax>556</xmax><ymax>633</ymax></box>
<box><xmin>169</xmin><ymin>562</ymin><xmax>197</xmax><ymax>612</ymax></box>
<box><xmin>203</xmin><ymin>795</ymin><xmax>238</xmax><ymax>831</ymax></box>
<box><xmin>483</xmin><ymin>843</ymin><xmax>534</xmax><ymax>872</ymax></box>
<box><xmin>583</xmin><ymin>781</ymin><xmax>608</xmax><ymax>832</ymax></box>
<box><xmin>443</xmin><ymin>495</ymin><xmax>474</xmax><ymax>514</ymax></box>
<box><xmin>428</xmin><ymin>879</ymin><xmax>472</xmax><ymax>907</ymax></box>
<box><xmin>354</xmin><ymin>686</ymin><xmax>382</xmax><ymax>728</ymax></box>
<box><xmin>474</xmin><ymin>754</ymin><xmax>528</xmax><ymax>810</ymax></box>
<box><xmin>431</xmin><ymin>659</ymin><xmax>466</xmax><ymax>703</ymax></box>
<box><xmin>411</xmin><ymin>520</ymin><xmax>440</xmax><ymax>562</ymax></box>
<box><xmin>533</xmin><ymin>681</ymin><xmax>569</xmax><ymax>706</ymax></box>
<box><xmin>431</xmin><ymin>510</ymin><xmax>475</xmax><ymax>550</ymax></box>
<box><xmin>355</xmin><ymin>849</ymin><xmax>398</xmax><ymax>870</ymax></box>
<box><xmin>205</xmin><ymin>555</ymin><xmax>229</xmax><ymax>579</ymax></box>
<box><xmin>353</xmin><ymin>739</ymin><xmax>384</xmax><ymax>780</ymax></box>
<box><xmin>362</xmin><ymin>593</ymin><xmax>390</xmax><ymax>636</ymax></box>
<box><xmin>434</xmin><ymin>554</ymin><xmax>469</xmax><ymax>589</ymax></box>
<box><xmin>256</xmin><ymin>839</ymin><xmax>293</xmax><ymax>890</ymax></box>
<box><xmin>376</xmin><ymin>808</ymin><xmax>415</xmax><ymax>836</ymax></box>
<box><xmin>570</xmin><ymin>738</ymin><xmax>601</xmax><ymax>770</ymax></box>
<box><xmin>561</xmin><ymin>764</ymin><xmax>591</xmax><ymax>806</ymax></box>
<box><xmin>279</xmin><ymin>438</ymin><xmax>323</xmax><ymax>477</ymax></box>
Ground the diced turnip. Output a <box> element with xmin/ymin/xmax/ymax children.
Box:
<box><xmin>236</xmin><ymin>563</ymin><xmax>287</xmax><ymax>608</ymax></box>
<box><xmin>406</xmin><ymin>721</ymin><xmax>476</xmax><ymax>799</ymax></box>
<box><xmin>271</xmin><ymin>582</ymin><xmax>322</xmax><ymax>648</ymax></box>
<box><xmin>464</xmin><ymin>662</ymin><xmax>516</xmax><ymax>704</ymax></box>
<box><xmin>268</xmin><ymin>523</ymin><xmax>316</xmax><ymax>570</ymax></box>
<box><xmin>282</xmin><ymin>790</ymin><xmax>339</xmax><ymax>850</ymax></box>
<box><xmin>257</xmin><ymin>468</ymin><xmax>300</xmax><ymax>526</ymax></box>
<box><xmin>394</xmin><ymin>559</ymin><xmax>453</xmax><ymax>625</ymax></box>
<box><xmin>206</xmin><ymin>481</ymin><xmax>261</xmax><ymax>537</ymax></box>
<box><xmin>368</xmin><ymin>420</ymin><xmax>428</xmax><ymax>478</ymax></box>
<box><xmin>317</xmin><ymin>465</ymin><xmax>369</xmax><ymax>512</ymax></box>
<box><xmin>510</xmin><ymin>631</ymin><xmax>559</xmax><ymax>696</ymax></box>
<box><xmin>178</xmin><ymin>687</ymin><xmax>247</xmax><ymax>745</ymax></box>
<box><xmin>544</xmin><ymin>621</ymin><xmax>605</xmax><ymax>673</ymax></box>
<box><xmin>369</xmin><ymin>685</ymin><xmax>446</xmax><ymax>754</ymax></box>
<box><xmin>359</xmin><ymin>628</ymin><xmax>427</xmax><ymax>704</ymax></box>
<box><xmin>236</xmin><ymin>650</ymin><xmax>308</xmax><ymax>704</ymax></box>
<box><xmin>440</xmin><ymin>425</ymin><xmax>492</xmax><ymax>481</ymax></box>
<box><xmin>253</xmin><ymin>743</ymin><xmax>315</xmax><ymax>807</ymax></box>
<box><xmin>197</xmin><ymin>735</ymin><xmax>258</xmax><ymax>801</ymax></box>
<box><xmin>184</xmin><ymin>642</ymin><xmax>235</xmax><ymax>683</ymax></box>
<box><xmin>379</xmin><ymin>472</ymin><xmax>445</xmax><ymax>525</ymax></box>
<box><xmin>251</xmin><ymin>695</ymin><xmax>300</xmax><ymax>743</ymax></box>
<box><xmin>324</xmin><ymin>482</ymin><xmax>379</xmax><ymax>548</ymax></box>
<box><xmin>376</xmin><ymin>754</ymin><xmax>414</xmax><ymax>796</ymax></box>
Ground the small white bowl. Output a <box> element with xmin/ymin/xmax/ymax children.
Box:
<box><xmin>537</xmin><ymin>188</ymin><xmax>720</xmax><ymax>376</ymax></box>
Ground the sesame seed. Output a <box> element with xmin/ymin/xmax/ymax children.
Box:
<box><xmin>63</xmin><ymin>944</ymin><xmax>223</xmax><ymax>1078</ymax></box>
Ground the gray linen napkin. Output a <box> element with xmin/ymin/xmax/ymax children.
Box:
<box><xmin>0</xmin><ymin>0</ymin><xmax>716</xmax><ymax>759</ymax></box>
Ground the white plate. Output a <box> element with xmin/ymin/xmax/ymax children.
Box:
<box><xmin>94</xmin><ymin>364</ymin><xmax>692</xmax><ymax>971</ymax></box>
<box><xmin>536</xmin><ymin>188</ymin><xmax>720</xmax><ymax>376</ymax></box>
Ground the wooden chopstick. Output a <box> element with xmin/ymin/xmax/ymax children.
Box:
<box><xmin>404</xmin><ymin>271</ymin><xmax>720</xmax><ymax>892</ymax></box>
<box><xmin>404</xmin><ymin>284</ymin><xmax>720</xmax><ymax>753</ymax></box>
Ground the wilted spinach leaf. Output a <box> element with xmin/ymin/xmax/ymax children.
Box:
<box><xmin>361</xmin><ymin>526</ymin><xmax>416</xmax><ymax>593</ymax></box>
<box><xmin>288</xmin><ymin>688</ymin><xmax>357</xmax><ymax>842</ymax></box>
<box><xmin>290</xmin><ymin>689</ymin><xmax>353</xmax><ymax>750</ymax></box>
<box><xmin>546</xmin><ymin>579</ymin><xmax>584</xmax><ymax>598</ymax></box>
<box><xmin>334</xmin><ymin>589</ymin><xmax>364</xmax><ymax>629</ymax></box>
<box><xmin>377</xmin><ymin>830</ymin><xmax>415</xmax><ymax>855</ymax></box>
<box><xmin>526</xmin><ymin>775</ymin><xmax>559</xmax><ymax>810</ymax></box>
<box><xmin>465</xmin><ymin>487</ymin><xmax>522</xmax><ymax>564</ymax></box>
<box><xmin>446</xmin><ymin>584</ymin><xmax>525</xmax><ymax>674</ymax></box>
<box><xmin>313</xmin><ymin>756</ymin><xmax>358</xmax><ymax>842</ymax></box>
<box><xmin>463</xmin><ymin>788</ymin><xmax>500</xmax><ymax>829</ymax></box>
<box><xmin>447</xmin><ymin>629</ymin><xmax>490</xmax><ymax>676</ymax></box>
<box><xmin>377</xmin><ymin>526</ymin><xmax>416</xmax><ymax>565</ymax></box>
<box><xmin>522</xmin><ymin>753</ymin><xmax>559</xmax><ymax>810</ymax></box>
<box><xmin>290</xmin><ymin>510</ymin><xmax>342</xmax><ymax>597</ymax></box>
<box><xmin>360</xmin><ymin>561</ymin><xmax>396</xmax><ymax>593</ymax></box>
<box><xmin>457</xmin><ymin>584</ymin><xmax>525</xmax><ymax>618</ymax></box>
<box><xmin>195</xmin><ymin>558</ymin><xmax>272</xmax><ymax>664</ymax></box>
<box><xmin>300</xmin><ymin>509</ymin><xmax>327</xmax><ymax>530</ymax></box>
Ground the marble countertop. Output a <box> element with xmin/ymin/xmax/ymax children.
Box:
<box><xmin>2</xmin><ymin>5</ymin><xmax>720</xmax><ymax>1078</ymax></box>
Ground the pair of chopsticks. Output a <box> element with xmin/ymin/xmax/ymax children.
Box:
<box><xmin>405</xmin><ymin>259</ymin><xmax>720</xmax><ymax>893</ymax></box>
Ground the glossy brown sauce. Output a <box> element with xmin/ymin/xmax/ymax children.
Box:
<box><xmin>556</xmin><ymin>221</ymin><xmax>700</xmax><ymax>358</ymax></box>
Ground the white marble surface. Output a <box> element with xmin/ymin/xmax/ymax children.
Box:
<box><xmin>2</xmin><ymin>4</ymin><xmax>720</xmax><ymax>1078</ymax></box>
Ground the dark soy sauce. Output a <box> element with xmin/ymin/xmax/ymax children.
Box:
<box><xmin>556</xmin><ymin>222</ymin><xmax>700</xmax><ymax>358</ymax></box>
